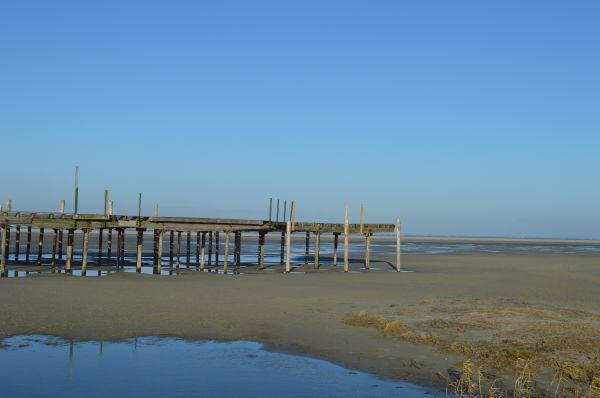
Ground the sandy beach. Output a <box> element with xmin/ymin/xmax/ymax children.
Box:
<box><xmin>1</xmin><ymin>249</ymin><xmax>599</xmax><ymax>395</ymax></box>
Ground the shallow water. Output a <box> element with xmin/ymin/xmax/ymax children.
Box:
<box><xmin>0</xmin><ymin>335</ymin><xmax>431</xmax><ymax>398</ymax></box>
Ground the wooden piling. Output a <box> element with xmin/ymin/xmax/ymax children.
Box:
<box><xmin>396</xmin><ymin>218</ymin><xmax>401</xmax><ymax>272</ymax></box>
<box><xmin>200</xmin><ymin>232</ymin><xmax>206</xmax><ymax>270</ymax></box>
<box><xmin>0</xmin><ymin>224</ymin><xmax>7</xmax><ymax>276</ymax></box>
<box><xmin>314</xmin><ymin>231</ymin><xmax>321</xmax><ymax>270</ymax></box>
<box><xmin>14</xmin><ymin>225</ymin><xmax>20</xmax><ymax>263</ymax></box>
<box><xmin>344</xmin><ymin>204</ymin><xmax>349</xmax><ymax>272</ymax></box>
<box><xmin>169</xmin><ymin>230</ymin><xmax>174</xmax><ymax>266</ymax></box>
<box><xmin>208</xmin><ymin>231</ymin><xmax>213</xmax><ymax>266</ymax></box>
<box><xmin>360</xmin><ymin>202</ymin><xmax>365</xmax><ymax>234</ymax></box>
<box><xmin>65</xmin><ymin>229</ymin><xmax>74</xmax><ymax>273</ymax></box>
<box><xmin>305</xmin><ymin>232</ymin><xmax>310</xmax><ymax>265</ymax></box>
<box><xmin>3</xmin><ymin>225</ymin><xmax>9</xmax><ymax>265</ymax></box>
<box><xmin>223</xmin><ymin>232</ymin><xmax>230</xmax><ymax>273</ymax></box>
<box><xmin>25</xmin><ymin>226</ymin><xmax>32</xmax><ymax>264</ymax></box>
<box><xmin>235</xmin><ymin>232</ymin><xmax>241</xmax><ymax>266</ymax></box>
<box><xmin>136</xmin><ymin>228</ymin><xmax>144</xmax><ymax>272</ymax></box>
<box><xmin>120</xmin><ymin>228</ymin><xmax>125</xmax><ymax>262</ymax></box>
<box><xmin>155</xmin><ymin>229</ymin><xmax>163</xmax><ymax>274</ymax></box>
<box><xmin>116</xmin><ymin>229</ymin><xmax>122</xmax><ymax>267</ymax></box>
<box><xmin>215</xmin><ymin>232</ymin><xmax>220</xmax><ymax>266</ymax></box>
<box><xmin>280</xmin><ymin>231</ymin><xmax>285</xmax><ymax>266</ymax></box>
<box><xmin>285</xmin><ymin>221</ymin><xmax>291</xmax><ymax>273</ymax></box>
<box><xmin>37</xmin><ymin>227</ymin><xmax>44</xmax><ymax>265</ymax></box>
<box><xmin>333</xmin><ymin>233</ymin><xmax>339</xmax><ymax>266</ymax></box>
<box><xmin>81</xmin><ymin>229</ymin><xmax>90</xmax><ymax>276</ymax></box>
<box><xmin>364</xmin><ymin>232</ymin><xmax>371</xmax><ymax>270</ymax></box>
<box><xmin>291</xmin><ymin>201</ymin><xmax>296</xmax><ymax>231</ymax></box>
<box><xmin>107</xmin><ymin>228</ymin><xmax>113</xmax><ymax>260</ymax></box>
<box><xmin>176</xmin><ymin>231</ymin><xmax>181</xmax><ymax>268</ymax></box>
<box><xmin>98</xmin><ymin>228</ymin><xmax>103</xmax><ymax>265</ymax></box>
<box><xmin>51</xmin><ymin>229</ymin><xmax>58</xmax><ymax>266</ymax></box>
<box><xmin>258</xmin><ymin>232</ymin><xmax>265</xmax><ymax>270</ymax></box>
<box><xmin>276</xmin><ymin>199</ymin><xmax>280</xmax><ymax>222</ymax></box>
<box><xmin>186</xmin><ymin>231</ymin><xmax>191</xmax><ymax>267</ymax></box>
<box><xmin>58</xmin><ymin>228</ymin><xmax>63</xmax><ymax>264</ymax></box>
<box><xmin>195</xmin><ymin>232</ymin><xmax>200</xmax><ymax>269</ymax></box>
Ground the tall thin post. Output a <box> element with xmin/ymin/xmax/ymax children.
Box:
<box><xmin>314</xmin><ymin>231</ymin><xmax>321</xmax><ymax>270</ymax></box>
<box><xmin>81</xmin><ymin>229</ymin><xmax>90</xmax><ymax>276</ymax></box>
<box><xmin>290</xmin><ymin>201</ymin><xmax>296</xmax><ymax>231</ymax></box>
<box><xmin>268</xmin><ymin>198</ymin><xmax>273</xmax><ymax>221</ymax></box>
<box><xmin>98</xmin><ymin>228</ymin><xmax>103</xmax><ymax>265</ymax></box>
<box><xmin>276</xmin><ymin>199</ymin><xmax>280</xmax><ymax>222</ymax></box>
<box><xmin>280</xmin><ymin>231</ymin><xmax>285</xmax><ymax>266</ymax></box>
<box><xmin>283</xmin><ymin>200</ymin><xmax>287</xmax><ymax>223</ymax></box>
<box><xmin>333</xmin><ymin>233</ymin><xmax>339</xmax><ymax>266</ymax></box>
<box><xmin>51</xmin><ymin>228</ymin><xmax>58</xmax><ymax>266</ymax></box>
<box><xmin>365</xmin><ymin>232</ymin><xmax>371</xmax><ymax>270</ymax></box>
<box><xmin>107</xmin><ymin>228</ymin><xmax>113</xmax><ymax>260</ymax></box>
<box><xmin>120</xmin><ymin>228</ymin><xmax>125</xmax><ymax>262</ymax></box>
<box><xmin>104</xmin><ymin>190</ymin><xmax>108</xmax><ymax>215</ymax></box>
<box><xmin>360</xmin><ymin>202</ymin><xmax>364</xmax><ymax>234</ymax></box>
<box><xmin>25</xmin><ymin>226</ymin><xmax>32</xmax><ymax>264</ymax></box>
<box><xmin>396</xmin><ymin>218</ymin><xmax>401</xmax><ymax>272</ymax></box>
<box><xmin>74</xmin><ymin>166</ymin><xmax>79</xmax><ymax>215</ymax></box>
<box><xmin>215</xmin><ymin>232</ymin><xmax>220</xmax><ymax>266</ymax></box>
<box><xmin>155</xmin><ymin>229</ymin><xmax>163</xmax><ymax>274</ymax></box>
<box><xmin>3</xmin><ymin>226</ymin><xmax>9</xmax><ymax>265</ymax></box>
<box><xmin>116</xmin><ymin>229</ymin><xmax>122</xmax><ymax>267</ymax></box>
<box><xmin>223</xmin><ymin>232</ymin><xmax>230</xmax><ymax>273</ymax></box>
<box><xmin>258</xmin><ymin>232</ymin><xmax>265</xmax><ymax>269</ymax></box>
<box><xmin>169</xmin><ymin>230</ymin><xmax>174</xmax><ymax>266</ymax></box>
<box><xmin>285</xmin><ymin>221</ymin><xmax>291</xmax><ymax>273</ymax></box>
<box><xmin>200</xmin><ymin>232</ymin><xmax>206</xmax><ymax>270</ymax></box>
<box><xmin>344</xmin><ymin>204</ymin><xmax>349</xmax><ymax>272</ymax></box>
<box><xmin>65</xmin><ymin>229</ymin><xmax>74</xmax><ymax>273</ymax></box>
<box><xmin>305</xmin><ymin>232</ymin><xmax>310</xmax><ymax>265</ymax></box>
<box><xmin>14</xmin><ymin>225</ymin><xmax>21</xmax><ymax>263</ymax></box>
<box><xmin>136</xmin><ymin>228</ymin><xmax>144</xmax><ymax>272</ymax></box>
<box><xmin>0</xmin><ymin>224</ymin><xmax>7</xmax><ymax>277</ymax></box>
<box><xmin>176</xmin><ymin>231</ymin><xmax>181</xmax><ymax>268</ymax></box>
<box><xmin>37</xmin><ymin>227</ymin><xmax>45</xmax><ymax>265</ymax></box>
<box><xmin>186</xmin><ymin>231</ymin><xmax>191</xmax><ymax>267</ymax></box>
<box><xmin>208</xmin><ymin>231</ymin><xmax>213</xmax><ymax>267</ymax></box>
<box><xmin>195</xmin><ymin>232</ymin><xmax>200</xmax><ymax>269</ymax></box>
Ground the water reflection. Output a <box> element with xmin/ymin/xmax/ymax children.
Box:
<box><xmin>0</xmin><ymin>335</ymin><xmax>431</xmax><ymax>397</ymax></box>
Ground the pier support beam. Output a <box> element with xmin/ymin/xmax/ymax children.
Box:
<box><xmin>1</xmin><ymin>224</ymin><xmax>7</xmax><ymax>277</ymax></box>
<box><xmin>107</xmin><ymin>228</ymin><xmax>113</xmax><ymax>260</ymax></box>
<box><xmin>215</xmin><ymin>232</ymin><xmax>220</xmax><ymax>266</ymax></box>
<box><xmin>258</xmin><ymin>232</ymin><xmax>265</xmax><ymax>270</ymax></box>
<box><xmin>37</xmin><ymin>227</ymin><xmax>44</xmax><ymax>265</ymax></box>
<box><xmin>305</xmin><ymin>232</ymin><xmax>309</xmax><ymax>265</ymax></box>
<box><xmin>58</xmin><ymin>229</ymin><xmax>63</xmax><ymax>264</ymax></box>
<box><xmin>98</xmin><ymin>228</ymin><xmax>103</xmax><ymax>265</ymax></box>
<box><xmin>116</xmin><ymin>229</ymin><xmax>122</xmax><ymax>267</ymax></box>
<box><xmin>195</xmin><ymin>232</ymin><xmax>200</xmax><ymax>269</ymax></box>
<box><xmin>280</xmin><ymin>231</ymin><xmax>285</xmax><ymax>266</ymax></box>
<box><xmin>176</xmin><ymin>231</ymin><xmax>181</xmax><ymax>268</ymax></box>
<box><xmin>14</xmin><ymin>226</ymin><xmax>20</xmax><ymax>264</ymax></box>
<box><xmin>314</xmin><ymin>231</ymin><xmax>321</xmax><ymax>270</ymax></box>
<box><xmin>169</xmin><ymin>230</ymin><xmax>174</xmax><ymax>266</ymax></box>
<box><xmin>223</xmin><ymin>232</ymin><xmax>230</xmax><ymax>273</ymax></box>
<box><xmin>136</xmin><ymin>228</ymin><xmax>144</xmax><ymax>273</ymax></box>
<box><xmin>333</xmin><ymin>233</ymin><xmax>339</xmax><ymax>266</ymax></box>
<box><xmin>25</xmin><ymin>226</ymin><xmax>32</xmax><ymax>264</ymax></box>
<box><xmin>186</xmin><ymin>232</ymin><xmax>191</xmax><ymax>267</ymax></box>
<box><xmin>65</xmin><ymin>229</ymin><xmax>74</xmax><ymax>273</ymax></box>
<box><xmin>200</xmin><ymin>232</ymin><xmax>206</xmax><ymax>271</ymax></box>
<box><xmin>285</xmin><ymin>221</ymin><xmax>291</xmax><ymax>273</ymax></box>
<box><xmin>344</xmin><ymin>205</ymin><xmax>349</xmax><ymax>273</ymax></box>
<box><xmin>81</xmin><ymin>229</ymin><xmax>90</xmax><ymax>276</ymax></box>
<box><xmin>51</xmin><ymin>229</ymin><xmax>58</xmax><ymax>267</ymax></box>
<box><xmin>208</xmin><ymin>232</ymin><xmax>213</xmax><ymax>267</ymax></box>
<box><xmin>155</xmin><ymin>229</ymin><xmax>163</xmax><ymax>274</ymax></box>
<box><xmin>396</xmin><ymin>218</ymin><xmax>401</xmax><ymax>272</ymax></box>
<box><xmin>364</xmin><ymin>232</ymin><xmax>371</xmax><ymax>270</ymax></box>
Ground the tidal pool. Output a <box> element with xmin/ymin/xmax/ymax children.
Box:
<box><xmin>0</xmin><ymin>335</ymin><xmax>432</xmax><ymax>397</ymax></box>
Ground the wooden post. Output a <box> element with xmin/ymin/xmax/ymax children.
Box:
<box><xmin>176</xmin><ymin>231</ymin><xmax>181</xmax><ymax>268</ymax></box>
<box><xmin>169</xmin><ymin>230</ymin><xmax>174</xmax><ymax>266</ymax></box>
<box><xmin>37</xmin><ymin>227</ymin><xmax>45</xmax><ymax>265</ymax></box>
<box><xmin>107</xmin><ymin>228</ymin><xmax>113</xmax><ymax>260</ymax></box>
<box><xmin>6</xmin><ymin>199</ymin><xmax>11</xmax><ymax>213</ymax></box>
<box><xmin>235</xmin><ymin>232</ymin><xmax>241</xmax><ymax>266</ymax></box>
<box><xmin>0</xmin><ymin>224</ymin><xmax>7</xmax><ymax>277</ymax></box>
<box><xmin>120</xmin><ymin>228</ymin><xmax>125</xmax><ymax>262</ymax></box>
<box><xmin>186</xmin><ymin>231</ymin><xmax>191</xmax><ymax>267</ymax></box>
<box><xmin>74</xmin><ymin>166</ymin><xmax>79</xmax><ymax>214</ymax></box>
<box><xmin>285</xmin><ymin>221</ymin><xmax>291</xmax><ymax>273</ymax></box>
<box><xmin>276</xmin><ymin>199</ymin><xmax>280</xmax><ymax>222</ymax></box>
<box><xmin>25</xmin><ymin>226</ymin><xmax>32</xmax><ymax>264</ymax></box>
<box><xmin>360</xmin><ymin>202</ymin><xmax>365</xmax><ymax>234</ymax></box>
<box><xmin>223</xmin><ymin>232</ymin><xmax>230</xmax><ymax>273</ymax></box>
<box><xmin>396</xmin><ymin>218</ymin><xmax>401</xmax><ymax>272</ymax></box>
<box><xmin>155</xmin><ymin>229</ymin><xmax>163</xmax><ymax>274</ymax></box>
<box><xmin>268</xmin><ymin>198</ymin><xmax>273</xmax><ymax>221</ymax></box>
<box><xmin>195</xmin><ymin>232</ymin><xmax>200</xmax><ymax>269</ymax></box>
<box><xmin>51</xmin><ymin>228</ymin><xmax>58</xmax><ymax>266</ymax></box>
<box><xmin>215</xmin><ymin>232</ymin><xmax>220</xmax><ymax>266</ymax></box>
<box><xmin>58</xmin><ymin>228</ymin><xmax>63</xmax><ymax>264</ymax></box>
<box><xmin>280</xmin><ymin>230</ymin><xmax>285</xmax><ymax>266</ymax></box>
<box><xmin>98</xmin><ymin>228</ymin><xmax>103</xmax><ymax>265</ymax></box>
<box><xmin>333</xmin><ymin>233</ymin><xmax>339</xmax><ymax>266</ymax></box>
<box><xmin>200</xmin><ymin>232</ymin><xmax>206</xmax><ymax>270</ymax></box>
<box><xmin>116</xmin><ymin>229</ymin><xmax>122</xmax><ymax>267</ymax></box>
<box><xmin>344</xmin><ymin>204</ymin><xmax>349</xmax><ymax>272</ymax></box>
<box><xmin>291</xmin><ymin>201</ymin><xmax>296</xmax><ymax>231</ymax></box>
<box><xmin>258</xmin><ymin>232</ymin><xmax>265</xmax><ymax>270</ymax></box>
<box><xmin>65</xmin><ymin>229</ymin><xmax>74</xmax><ymax>273</ymax></box>
<box><xmin>136</xmin><ymin>228</ymin><xmax>144</xmax><ymax>272</ymax></box>
<box><xmin>14</xmin><ymin>225</ymin><xmax>20</xmax><ymax>263</ymax></box>
<box><xmin>304</xmin><ymin>232</ymin><xmax>310</xmax><ymax>265</ymax></box>
<box><xmin>81</xmin><ymin>229</ymin><xmax>90</xmax><ymax>276</ymax></box>
<box><xmin>283</xmin><ymin>200</ymin><xmax>287</xmax><ymax>223</ymax></box>
<box><xmin>314</xmin><ymin>231</ymin><xmax>321</xmax><ymax>270</ymax></box>
<box><xmin>3</xmin><ymin>225</ymin><xmax>9</xmax><ymax>265</ymax></box>
<box><xmin>365</xmin><ymin>232</ymin><xmax>371</xmax><ymax>270</ymax></box>
<box><xmin>208</xmin><ymin>231</ymin><xmax>213</xmax><ymax>266</ymax></box>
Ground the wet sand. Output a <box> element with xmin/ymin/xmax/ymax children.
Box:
<box><xmin>1</xmin><ymin>251</ymin><xmax>599</xmax><ymax>393</ymax></box>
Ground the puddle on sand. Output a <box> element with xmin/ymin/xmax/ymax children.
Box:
<box><xmin>0</xmin><ymin>335</ymin><xmax>434</xmax><ymax>398</ymax></box>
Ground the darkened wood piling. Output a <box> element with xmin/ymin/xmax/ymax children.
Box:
<box><xmin>396</xmin><ymin>218</ymin><xmax>401</xmax><ymax>272</ymax></box>
<box><xmin>51</xmin><ymin>229</ymin><xmax>58</xmax><ymax>267</ymax></box>
<box><xmin>14</xmin><ymin>225</ymin><xmax>20</xmax><ymax>263</ymax></box>
<box><xmin>223</xmin><ymin>232</ymin><xmax>230</xmax><ymax>273</ymax></box>
<box><xmin>200</xmin><ymin>232</ymin><xmax>206</xmax><ymax>270</ymax></box>
<box><xmin>37</xmin><ymin>227</ymin><xmax>44</xmax><ymax>265</ymax></box>
<box><xmin>155</xmin><ymin>229</ymin><xmax>163</xmax><ymax>274</ymax></box>
<box><xmin>195</xmin><ymin>232</ymin><xmax>200</xmax><ymax>268</ymax></box>
<box><xmin>107</xmin><ymin>228</ymin><xmax>113</xmax><ymax>260</ymax></box>
<box><xmin>333</xmin><ymin>232</ymin><xmax>339</xmax><ymax>266</ymax></box>
<box><xmin>305</xmin><ymin>232</ymin><xmax>310</xmax><ymax>265</ymax></box>
<box><xmin>208</xmin><ymin>231</ymin><xmax>213</xmax><ymax>266</ymax></box>
<box><xmin>280</xmin><ymin>231</ymin><xmax>285</xmax><ymax>266</ymax></box>
<box><xmin>176</xmin><ymin>231</ymin><xmax>181</xmax><ymax>268</ymax></box>
<box><xmin>3</xmin><ymin>226</ymin><xmax>9</xmax><ymax>265</ymax></box>
<box><xmin>65</xmin><ymin>229</ymin><xmax>74</xmax><ymax>273</ymax></box>
<box><xmin>25</xmin><ymin>226</ymin><xmax>32</xmax><ymax>264</ymax></box>
<box><xmin>285</xmin><ymin>221</ymin><xmax>291</xmax><ymax>273</ymax></box>
<box><xmin>344</xmin><ymin>205</ymin><xmax>349</xmax><ymax>272</ymax></box>
<box><xmin>169</xmin><ymin>230</ymin><xmax>174</xmax><ymax>266</ymax></box>
<box><xmin>215</xmin><ymin>232</ymin><xmax>220</xmax><ymax>266</ymax></box>
<box><xmin>258</xmin><ymin>231</ymin><xmax>265</xmax><ymax>269</ymax></box>
<box><xmin>314</xmin><ymin>231</ymin><xmax>321</xmax><ymax>270</ymax></box>
<box><xmin>1</xmin><ymin>224</ymin><xmax>7</xmax><ymax>276</ymax></box>
<box><xmin>98</xmin><ymin>228</ymin><xmax>103</xmax><ymax>265</ymax></box>
<box><xmin>364</xmin><ymin>232</ymin><xmax>371</xmax><ymax>269</ymax></box>
<box><xmin>120</xmin><ymin>228</ymin><xmax>125</xmax><ymax>262</ymax></box>
<box><xmin>58</xmin><ymin>228</ymin><xmax>63</xmax><ymax>264</ymax></box>
<box><xmin>186</xmin><ymin>231</ymin><xmax>191</xmax><ymax>267</ymax></box>
<box><xmin>81</xmin><ymin>229</ymin><xmax>90</xmax><ymax>276</ymax></box>
<box><xmin>116</xmin><ymin>229</ymin><xmax>122</xmax><ymax>267</ymax></box>
<box><xmin>136</xmin><ymin>228</ymin><xmax>144</xmax><ymax>272</ymax></box>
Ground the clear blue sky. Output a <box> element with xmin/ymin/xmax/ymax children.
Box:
<box><xmin>1</xmin><ymin>1</ymin><xmax>598</xmax><ymax>239</ymax></box>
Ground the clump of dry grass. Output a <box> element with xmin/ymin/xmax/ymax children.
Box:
<box><xmin>445</xmin><ymin>360</ymin><xmax>503</xmax><ymax>398</ymax></box>
<box><xmin>344</xmin><ymin>311</ymin><xmax>408</xmax><ymax>337</ymax></box>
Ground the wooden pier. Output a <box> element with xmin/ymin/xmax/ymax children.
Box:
<box><xmin>0</xmin><ymin>209</ymin><xmax>399</xmax><ymax>277</ymax></box>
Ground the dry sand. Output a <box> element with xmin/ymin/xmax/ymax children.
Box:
<box><xmin>1</xmin><ymin>251</ymin><xmax>599</xmax><ymax>394</ymax></box>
